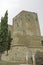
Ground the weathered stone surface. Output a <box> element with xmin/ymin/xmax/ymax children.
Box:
<box><xmin>0</xmin><ymin>10</ymin><xmax>43</xmax><ymax>64</ymax></box>
<box><xmin>13</xmin><ymin>10</ymin><xmax>41</xmax><ymax>36</ymax></box>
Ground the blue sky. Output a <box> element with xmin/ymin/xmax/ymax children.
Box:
<box><xmin>0</xmin><ymin>0</ymin><xmax>43</xmax><ymax>36</ymax></box>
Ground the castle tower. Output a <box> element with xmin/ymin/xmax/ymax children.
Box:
<box><xmin>2</xmin><ymin>11</ymin><xmax>43</xmax><ymax>64</ymax></box>
<box><xmin>12</xmin><ymin>10</ymin><xmax>41</xmax><ymax>46</ymax></box>
<box><xmin>13</xmin><ymin>10</ymin><xmax>41</xmax><ymax>36</ymax></box>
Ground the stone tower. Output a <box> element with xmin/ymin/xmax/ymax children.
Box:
<box><xmin>2</xmin><ymin>11</ymin><xmax>43</xmax><ymax>64</ymax></box>
<box><xmin>12</xmin><ymin>10</ymin><xmax>41</xmax><ymax>46</ymax></box>
<box><xmin>13</xmin><ymin>10</ymin><xmax>41</xmax><ymax>36</ymax></box>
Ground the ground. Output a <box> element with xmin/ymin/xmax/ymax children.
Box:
<box><xmin>0</xmin><ymin>61</ymin><xmax>32</xmax><ymax>65</ymax></box>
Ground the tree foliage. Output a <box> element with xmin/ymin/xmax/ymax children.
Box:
<box><xmin>6</xmin><ymin>31</ymin><xmax>12</xmax><ymax>55</ymax></box>
<box><xmin>0</xmin><ymin>10</ymin><xmax>12</xmax><ymax>59</ymax></box>
<box><xmin>1</xmin><ymin>11</ymin><xmax>8</xmax><ymax>51</ymax></box>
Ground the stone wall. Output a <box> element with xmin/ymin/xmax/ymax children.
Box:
<box><xmin>1</xmin><ymin>11</ymin><xmax>43</xmax><ymax>65</ymax></box>
<box><xmin>13</xmin><ymin>11</ymin><xmax>41</xmax><ymax>36</ymax></box>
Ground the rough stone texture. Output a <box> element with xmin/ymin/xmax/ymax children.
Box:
<box><xmin>13</xmin><ymin>10</ymin><xmax>41</xmax><ymax>36</ymax></box>
<box><xmin>12</xmin><ymin>10</ymin><xmax>42</xmax><ymax>46</ymax></box>
<box><xmin>0</xmin><ymin>10</ymin><xmax>43</xmax><ymax>64</ymax></box>
<box><xmin>35</xmin><ymin>51</ymin><xmax>43</xmax><ymax>65</ymax></box>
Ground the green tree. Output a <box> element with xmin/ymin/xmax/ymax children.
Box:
<box><xmin>1</xmin><ymin>11</ymin><xmax>8</xmax><ymax>51</ymax></box>
<box><xmin>0</xmin><ymin>31</ymin><xmax>2</xmax><ymax>60</ymax></box>
<box><xmin>0</xmin><ymin>11</ymin><xmax>8</xmax><ymax>60</ymax></box>
<box><xmin>0</xmin><ymin>10</ymin><xmax>12</xmax><ymax>60</ymax></box>
<box><xmin>7</xmin><ymin>31</ymin><xmax>12</xmax><ymax>55</ymax></box>
<box><xmin>0</xmin><ymin>17</ymin><xmax>5</xmax><ymax>60</ymax></box>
